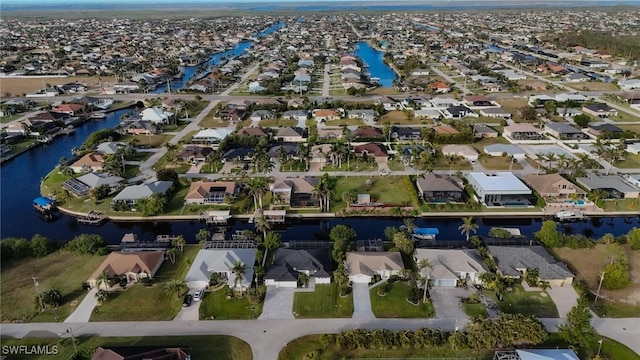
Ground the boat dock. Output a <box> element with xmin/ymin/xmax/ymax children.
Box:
<box><xmin>76</xmin><ymin>210</ymin><xmax>107</xmax><ymax>225</ymax></box>
<box><xmin>156</xmin><ymin>235</ymin><xmax>180</xmax><ymax>242</ymax></box>
<box><xmin>200</xmin><ymin>210</ymin><xmax>232</xmax><ymax>225</ymax></box>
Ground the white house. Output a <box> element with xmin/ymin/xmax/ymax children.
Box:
<box><xmin>414</xmin><ymin>249</ymin><xmax>488</xmax><ymax>287</ymax></box>
<box><xmin>619</xmin><ymin>79</ymin><xmax>640</xmax><ymax>91</ymax></box>
<box><xmin>346</xmin><ymin>252</ymin><xmax>404</xmax><ymax>283</ymax></box>
<box><xmin>264</xmin><ymin>248</ymin><xmax>332</xmax><ymax>288</ymax></box>
<box><xmin>442</xmin><ymin>144</ymin><xmax>479</xmax><ymax>161</ymax></box>
<box><xmin>192</xmin><ymin>128</ymin><xmax>232</xmax><ymax>143</ymax></box>
<box><xmin>140</xmin><ymin>107</ymin><xmax>173</xmax><ymax>124</ymax></box>
<box><xmin>185</xmin><ymin>249</ymin><xmax>257</xmax><ymax>291</ymax></box>
<box><xmin>466</xmin><ymin>172</ymin><xmax>532</xmax><ymax>205</ymax></box>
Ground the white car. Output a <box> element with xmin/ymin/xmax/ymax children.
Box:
<box><xmin>379</xmin><ymin>171</ymin><xmax>390</xmax><ymax>176</ymax></box>
<box><xmin>193</xmin><ymin>289</ymin><xmax>204</xmax><ymax>301</ymax></box>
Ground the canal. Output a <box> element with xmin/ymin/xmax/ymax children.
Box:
<box><xmin>354</xmin><ymin>41</ymin><xmax>397</xmax><ymax>87</ymax></box>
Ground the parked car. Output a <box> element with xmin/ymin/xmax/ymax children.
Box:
<box><xmin>182</xmin><ymin>294</ymin><xmax>193</xmax><ymax>307</ymax></box>
<box><xmin>379</xmin><ymin>170</ymin><xmax>390</xmax><ymax>176</ymax></box>
<box><xmin>193</xmin><ymin>289</ymin><xmax>204</xmax><ymax>301</ymax></box>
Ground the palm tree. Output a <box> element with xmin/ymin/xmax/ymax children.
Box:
<box><xmin>403</xmin><ymin>218</ymin><xmax>416</xmax><ymax>234</ymax></box>
<box><xmin>254</xmin><ymin>215</ymin><xmax>271</xmax><ymax>240</ymax></box>
<box><xmin>342</xmin><ymin>191</ymin><xmax>354</xmax><ymax>206</ymax></box>
<box><xmin>172</xmin><ymin>235</ymin><xmax>186</xmax><ymax>252</ymax></box>
<box><xmin>418</xmin><ymin>258</ymin><xmax>433</xmax><ymax>303</ymax></box>
<box><xmin>247</xmin><ymin>178</ymin><xmax>268</xmax><ymax>209</ymax></box>
<box><xmin>458</xmin><ymin>216</ymin><xmax>478</xmax><ymax>241</ymax></box>
<box><xmin>166</xmin><ymin>247</ymin><xmax>179</xmax><ymax>264</ymax></box>
<box><xmin>556</xmin><ymin>153</ymin><xmax>568</xmax><ymax>171</ymax></box>
<box><xmin>507</xmin><ymin>155</ymin><xmax>516</xmax><ymax>171</ymax></box>
<box><xmin>446</xmin><ymin>155</ymin><xmax>457</xmax><ymax>175</ymax></box>
<box><xmin>163</xmin><ymin>279</ymin><xmax>186</xmax><ymax>299</ymax></box>
<box><xmin>196</xmin><ymin>228</ymin><xmax>210</xmax><ymax>245</ymax></box>
<box><xmin>545</xmin><ymin>152</ymin><xmax>556</xmax><ymax>168</ymax></box>
<box><xmin>229</xmin><ymin>261</ymin><xmax>248</xmax><ymax>293</ymax></box>
<box><xmin>96</xmin><ymin>271</ymin><xmax>110</xmax><ymax>291</ymax></box>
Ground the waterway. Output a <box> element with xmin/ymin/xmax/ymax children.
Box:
<box><xmin>153</xmin><ymin>22</ymin><xmax>284</xmax><ymax>94</ymax></box>
<box><xmin>354</xmin><ymin>41</ymin><xmax>397</xmax><ymax>87</ymax></box>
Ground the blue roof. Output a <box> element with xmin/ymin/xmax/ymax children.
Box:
<box><xmin>414</xmin><ymin>228</ymin><xmax>440</xmax><ymax>235</ymax></box>
<box><xmin>33</xmin><ymin>197</ymin><xmax>54</xmax><ymax>206</ymax></box>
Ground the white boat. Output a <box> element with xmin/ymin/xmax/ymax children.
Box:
<box><xmin>554</xmin><ymin>210</ymin><xmax>585</xmax><ymax>221</ymax></box>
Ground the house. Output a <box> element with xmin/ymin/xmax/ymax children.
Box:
<box><xmin>442</xmin><ymin>144</ymin><xmax>479</xmax><ymax>161</ymax></box>
<box><xmin>582</xmin><ymin>103</ymin><xmax>618</xmax><ymax>118</ymax></box>
<box><xmin>463</xmin><ymin>95</ymin><xmax>494</xmax><ymax>107</ymax></box>
<box><xmin>484</xmin><ymin>144</ymin><xmax>527</xmax><ymax>160</ymax></box>
<box><xmin>123</xmin><ymin>121</ymin><xmax>157</xmax><ymax>135</ymax></box>
<box><xmin>52</xmin><ymin>103</ymin><xmax>85</xmax><ymax>116</ymax></box>
<box><xmin>192</xmin><ymin>128</ymin><xmax>232</xmax><ymax>143</ymax></box>
<box><xmin>503</xmin><ymin>124</ymin><xmax>544</xmax><ymax>140</ymax></box>
<box><xmin>218</xmin><ymin>109</ymin><xmax>245</xmax><ymax>123</ymax></box>
<box><xmin>184</xmin><ymin>249</ymin><xmax>257</xmax><ymax>291</ymax></box>
<box><xmin>565</xmin><ymin>73</ymin><xmax>590</xmax><ymax>82</ymax></box>
<box><xmin>416</xmin><ymin>173</ymin><xmax>465</xmax><ymax>202</ymax></box>
<box><xmin>178</xmin><ymin>146</ymin><xmax>213</xmax><ymax>163</ymax></box>
<box><xmin>376</xmin><ymin>96</ymin><xmax>401</xmax><ymax>111</ymax></box>
<box><xmin>111</xmin><ymin>181</ymin><xmax>173</xmax><ymax>207</ymax></box>
<box><xmin>487</xmin><ymin>245</ymin><xmax>574</xmax><ymax>286</ymax></box>
<box><xmin>282</xmin><ymin>110</ymin><xmax>309</xmax><ymax>122</ymax></box>
<box><xmin>444</xmin><ymin>105</ymin><xmax>477</xmax><ymax>119</ymax></box>
<box><xmin>354</xmin><ymin>127</ymin><xmax>383</xmax><ymax>140</ymax></box>
<box><xmin>392</xmin><ymin>126</ymin><xmax>422</xmax><ymax>141</ymax></box>
<box><xmin>249</xmin><ymin>110</ymin><xmax>275</xmax><ymax>122</ymax></box>
<box><xmin>346</xmin><ymin>252</ymin><xmax>404</xmax><ymax>283</ymax></box>
<box><xmin>276</xmin><ymin>127</ymin><xmax>305</xmax><ymax>142</ymax></box>
<box><xmin>429</xmin><ymin>81</ymin><xmax>451</xmax><ymax>93</ymax></box>
<box><xmin>264</xmin><ymin>248</ymin><xmax>332</xmax><ymax>288</ymax></box>
<box><xmin>619</xmin><ymin>79</ymin><xmax>640</xmax><ymax>91</ymax></box>
<box><xmin>237</xmin><ymin>127</ymin><xmax>268</xmax><ymax>138</ymax></box>
<box><xmin>414</xmin><ymin>249</ymin><xmax>488</xmax><ymax>287</ymax></box>
<box><xmin>222</xmin><ymin>148</ymin><xmax>254</xmax><ymax>162</ymax></box>
<box><xmin>268</xmin><ymin>144</ymin><xmax>300</xmax><ymax>160</ymax></box>
<box><xmin>312</xmin><ymin>109</ymin><xmax>341</xmax><ymax>122</ymax></box>
<box><xmin>96</xmin><ymin>142</ymin><xmax>128</xmax><ymax>155</ymax></box>
<box><xmin>317</xmin><ymin>128</ymin><xmax>343</xmax><ymax>140</ymax></box>
<box><xmin>184</xmin><ymin>181</ymin><xmax>238</xmax><ymax>204</ymax></box>
<box><xmin>479</xmin><ymin>108</ymin><xmax>512</xmax><ymax>119</ymax></box>
<box><xmin>522</xmin><ymin>174</ymin><xmax>586</xmax><ymax>202</ymax></box>
<box><xmin>353</xmin><ymin>143</ymin><xmax>388</xmax><ymax>163</ymax></box>
<box><xmin>88</xmin><ymin>251</ymin><xmax>165</xmax><ymax>289</ymax></box>
<box><xmin>467</xmin><ymin>172</ymin><xmax>532</xmax><ymax>206</ymax></box>
<box><xmin>349</xmin><ymin>109</ymin><xmax>376</xmax><ymax>122</ymax></box>
<box><xmin>67</xmin><ymin>172</ymin><xmax>123</xmax><ymax>195</ymax></box>
<box><xmin>414</xmin><ymin>109</ymin><xmax>442</xmax><ymax>119</ymax></box>
<box><xmin>545</xmin><ymin>123</ymin><xmax>588</xmax><ymax>140</ymax></box>
<box><xmin>310</xmin><ymin>144</ymin><xmax>332</xmax><ymax>166</ymax></box>
<box><xmin>576</xmin><ymin>174</ymin><xmax>640</xmax><ymax>199</ymax></box>
<box><xmin>270</xmin><ymin>177</ymin><xmax>319</xmax><ymax>208</ymax></box>
<box><xmin>555</xmin><ymin>93</ymin><xmax>589</xmax><ymax>103</ymax></box>
<box><xmin>586</xmin><ymin>123</ymin><xmax>623</xmax><ymax>137</ymax></box>
<box><xmin>69</xmin><ymin>152</ymin><xmax>105</xmax><ymax>173</ymax></box>
<box><xmin>140</xmin><ymin>107</ymin><xmax>173</xmax><ymax>124</ymax></box>
<box><xmin>472</xmin><ymin>124</ymin><xmax>499</xmax><ymax>138</ymax></box>
<box><xmin>91</xmin><ymin>346</ymin><xmax>191</xmax><ymax>360</ymax></box>
<box><xmin>495</xmin><ymin>69</ymin><xmax>527</xmax><ymax>80</ymax></box>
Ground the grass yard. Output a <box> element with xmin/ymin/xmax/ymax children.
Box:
<box><xmin>609</xmin><ymin>110</ymin><xmax>640</xmax><ymax>123</ymax></box>
<box><xmin>162</xmin><ymin>185</ymin><xmax>191</xmax><ymax>215</ymax></box>
<box><xmin>3</xmin><ymin>137</ymin><xmax>38</xmax><ymax>156</ymax></box>
<box><xmin>367</xmin><ymin>87</ymin><xmax>402</xmax><ymax>95</ymax></box>
<box><xmin>180</xmin><ymin>130</ymin><xmax>200</xmax><ymax>143</ymax></box>
<box><xmin>321</xmin><ymin>160</ymin><xmax>377</xmax><ymax>172</ymax></box>
<box><xmin>199</xmin><ymin>107</ymin><xmax>230</xmax><ymax>128</ymax></box>
<box><xmin>280</xmin><ymin>160</ymin><xmax>307</xmax><ymax>172</ymax></box>
<box><xmin>120</xmin><ymin>134</ymin><xmax>173</xmax><ymax>149</ymax></box>
<box><xmin>369</xmin><ymin>282</ymin><xmax>435</xmax><ymax>318</ymax></box>
<box><xmin>617</xmin><ymin>124</ymin><xmax>640</xmax><ymax>134</ymax></box>
<box><xmin>486</xmin><ymin>284</ymin><xmax>559</xmax><ymax>318</ymax></box>
<box><xmin>199</xmin><ymin>286</ymin><xmax>263</xmax><ymax>320</ymax></box>
<box><xmin>479</xmin><ymin>156</ymin><xmax>523</xmax><ymax>170</ymax></box>
<box><xmin>90</xmin><ymin>245</ymin><xmax>199</xmax><ymax>321</ymax></box>
<box><xmin>331</xmin><ymin>176</ymin><xmax>413</xmax><ymax>212</ymax></box>
<box><xmin>0</xmin><ymin>336</ymin><xmax>251</xmax><ymax>360</ymax></box>
<box><xmin>152</xmin><ymin>153</ymin><xmax>191</xmax><ymax>173</ymax></box>
<box><xmin>553</xmin><ymin>244</ymin><xmax>640</xmax><ymax>317</ymax></box>
<box><xmin>293</xmin><ymin>284</ymin><xmax>353</xmax><ymax>318</ymax></box>
<box><xmin>495</xmin><ymin>98</ymin><xmax>529</xmax><ymax>122</ymax></box>
<box><xmin>615</xmin><ymin>153</ymin><xmax>640</xmax><ymax>169</ymax></box>
<box><xmin>0</xmin><ymin>114</ymin><xmax>23</xmax><ymax>124</ymax></box>
<box><xmin>462</xmin><ymin>302</ymin><xmax>489</xmax><ymax>318</ymax></box>
<box><xmin>0</xmin><ymin>76</ymin><xmax>116</xmax><ymax>95</ymax></box>
<box><xmin>599</xmin><ymin>198</ymin><xmax>640</xmax><ymax>212</ymax></box>
<box><xmin>471</xmin><ymin>136</ymin><xmax>509</xmax><ymax>153</ymax></box>
<box><xmin>324</xmin><ymin>118</ymin><xmax>365</xmax><ymax>127</ymax></box>
<box><xmin>0</xmin><ymin>252</ymin><xmax>106</xmax><ymax>323</ymax></box>
<box><xmin>388</xmin><ymin>158</ymin><xmax>405</xmax><ymax>171</ymax></box>
<box><xmin>258</xmin><ymin>118</ymin><xmax>298</xmax><ymax>127</ymax></box>
<box><xmin>565</xmin><ymin>82</ymin><xmax>619</xmax><ymax>92</ymax></box>
<box><xmin>380</xmin><ymin>110</ymin><xmax>428</xmax><ymax>125</ymax></box>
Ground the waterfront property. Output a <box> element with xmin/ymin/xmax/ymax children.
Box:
<box><xmin>269</xmin><ymin>177</ymin><xmax>320</xmax><ymax>208</ymax></box>
<box><xmin>576</xmin><ymin>174</ymin><xmax>640</xmax><ymax>199</ymax></box>
<box><xmin>487</xmin><ymin>245</ymin><xmax>574</xmax><ymax>287</ymax></box>
<box><xmin>415</xmin><ymin>173</ymin><xmax>465</xmax><ymax>203</ymax></box>
<box><xmin>88</xmin><ymin>251</ymin><xmax>165</xmax><ymax>290</ymax></box>
<box><xmin>522</xmin><ymin>174</ymin><xmax>586</xmax><ymax>202</ymax></box>
<box><xmin>111</xmin><ymin>181</ymin><xmax>173</xmax><ymax>208</ymax></box>
<box><xmin>264</xmin><ymin>248</ymin><xmax>332</xmax><ymax>288</ymax></box>
<box><xmin>414</xmin><ymin>249</ymin><xmax>488</xmax><ymax>287</ymax></box>
<box><xmin>184</xmin><ymin>248</ymin><xmax>257</xmax><ymax>291</ymax></box>
<box><xmin>467</xmin><ymin>172</ymin><xmax>533</xmax><ymax>206</ymax></box>
<box><xmin>346</xmin><ymin>252</ymin><xmax>404</xmax><ymax>284</ymax></box>
<box><xmin>69</xmin><ymin>152</ymin><xmax>105</xmax><ymax>173</ymax></box>
<box><xmin>184</xmin><ymin>181</ymin><xmax>238</xmax><ymax>205</ymax></box>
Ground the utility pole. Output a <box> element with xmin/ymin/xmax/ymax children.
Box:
<box><xmin>594</xmin><ymin>270</ymin><xmax>605</xmax><ymax>304</ymax></box>
<box><xmin>33</xmin><ymin>277</ymin><xmax>44</xmax><ymax>311</ymax></box>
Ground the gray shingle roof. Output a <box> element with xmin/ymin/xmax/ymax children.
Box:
<box><xmin>264</xmin><ymin>248</ymin><xmax>331</xmax><ymax>281</ymax></box>
<box><xmin>487</xmin><ymin>245</ymin><xmax>574</xmax><ymax>280</ymax></box>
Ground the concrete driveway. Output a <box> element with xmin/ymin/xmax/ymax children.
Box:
<box><xmin>260</xmin><ymin>286</ymin><xmax>295</xmax><ymax>320</ymax></box>
<box><xmin>547</xmin><ymin>285</ymin><xmax>579</xmax><ymax>318</ymax></box>
<box><xmin>64</xmin><ymin>289</ymin><xmax>98</xmax><ymax>323</ymax></box>
<box><xmin>351</xmin><ymin>283</ymin><xmax>375</xmax><ymax>319</ymax></box>
<box><xmin>430</xmin><ymin>287</ymin><xmax>470</xmax><ymax>321</ymax></box>
<box><xmin>174</xmin><ymin>300</ymin><xmax>201</xmax><ymax>321</ymax></box>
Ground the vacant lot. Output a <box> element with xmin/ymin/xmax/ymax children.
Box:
<box><xmin>480</xmin><ymin>156</ymin><xmax>523</xmax><ymax>170</ymax></box>
<box><xmin>324</xmin><ymin>118</ymin><xmax>365</xmax><ymax>127</ymax></box>
<box><xmin>331</xmin><ymin>176</ymin><xmax>414</xmax><ymax>212</ymax></box>
<box><xmin>90</xmin><ymin>246</ymin><xmax>199</xmax><ymax>321</ymax></box>
<box><xmin>369</xmin><ymin>282</ymin><xmax>435</xmax><ymax>318</ymax></box>
<box><xmin>293</xmin><ymin>284</ymin><xmax>353</xmax><ymax>318</ymax></box>
<box><xmin>0</xmin><ymin>76</ymin><xmax>116</xmax><ymax>96</ymax></box>
<box><xmin>199</xmin><ymin>286</ymin><xmax>263</xmax><ymax>320</ymax></box>
<box><xmin>616</xmin><ymin>153</ymin><xmax>640</xmax><ymax>169</ymax></box>
<box><xmin>1</xmin><ymin>336</ymin><xmax>251</xmax><ymax>360</ymax></box>
<box><xmin>554</xmin><ymin>244</ymin><xmax>640</xmax><ymax>310</ymax></box>
<box><xmin>565</xmin><ymin>82</ymin><xmax>619</xmax><ymax>92</ymax></box>
<box><xmin>1</xmin><ymin>252</ymin><xmax>106</xmax><ymax>322</ymax></box>
<box><xmin>495</xmin><ymin>98</ymin><xmax>528</xmax><ymax>122</ymax></box>
<box><xmin>486</xmin><ymin>284</ymin><xmax>559</xmax><ymax>318</ymax></box>
<box><xmin>380</xmin><ymin>110</ymin><xmax>431</xmax><ymax>125</ymax></box>
<box><xmin>258</xmin><ymin>118</ymin><xmax>298</xmax><ymax>127</ymax></box>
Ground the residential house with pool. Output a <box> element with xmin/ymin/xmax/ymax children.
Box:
<box><xmin>466</xmin><ymin>172</ymin><xmax>533</xmax><ymax>207</ymax></box>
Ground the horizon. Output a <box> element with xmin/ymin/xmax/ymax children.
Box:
<box><xmin>4</xmin><ymin>0</ymin><xmax>640</xmax><ymax>4</ymax></box>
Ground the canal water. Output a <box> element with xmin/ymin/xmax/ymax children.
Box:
<box><xmin>354</xmin><ymin>41</ymin><xmax>397</xmax><ymax>87</ymax></box>
<box><xmin>154</xmin><ymin>22</ymin><xmax>285</xmax><ymax>94</ymax></box>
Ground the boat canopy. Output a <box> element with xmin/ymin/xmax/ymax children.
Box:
<box><xmin>33</xmin><ymin>197</ymin><xmax>54</xmax><ymax>207</ymax></box>
<box><xmin>414</xmin><ymin>228</ymin><xmax>440</xmax><ymax>235</ymax></box>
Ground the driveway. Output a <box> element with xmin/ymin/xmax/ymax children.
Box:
<box><xmin>351</xmin><ymin>283</ymin><xmax>375</xmax><ymax>319</ymax></box>
<box><xmin>259</xmin><ymin>286</ymin><xmax>295</xmax><ymax>320</ymax></box>
<box><xmin>174</xmin><ymin>300</ymin><xmax>201</xmax><ymax>321</ymax></box>
<box><xmin>547</xmin><ymin>285</ymin><xmax>579</xmax><ymax>318</ymax></box>
<box><xmin>64</xmin><ymin>288</ymin><xmax>98</xmax><ymax>323</ymax></box>
<box><xmin>429</xmin><ymin>287</ymin><xmax>470</xmax><ymax>321</ymax></box>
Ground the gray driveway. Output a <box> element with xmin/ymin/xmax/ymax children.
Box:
<box><xmin>351</xmin><ymin>283</ymin><xmax>375</xmax><ymax>319</ymax></box>
<box><xmin>64</xmin><ymin>289</ymin><xmax>98</xmax><ymax>323</ymax></box>
<box><xmin>430</xmin><ymin>287</ymin><xmax>470</xmax><ymax>321</ymax></box>
<box><xmin>547</xmin><ymin>285</ymin><xmax>579</xmax><ymax>318</ymax></box>
<box><xmin>259</xmin><ymin>286</ymin><xmax>295</xmax><ymax>320</ymax></box>
<box><xmin>174</xmin><ymin>301</ymin><xmax>201</xmax><ymax>321</ymax></box>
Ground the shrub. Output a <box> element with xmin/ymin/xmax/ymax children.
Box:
<box><xmin>64</xmin><ymin>234</ymin><xmax>108</xmax><ymax>255</ymax></box>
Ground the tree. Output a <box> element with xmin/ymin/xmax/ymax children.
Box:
<box><xmin>402</xmin><ymin>218</ymin><xmax>416</xmax><ymax>234</ymax></box>
<box><xmin>458</xmin><ymin>216</ymin><xmax>478</xmax><ymax>241</ymax></box>
<box><xmin>29</xmin><ymin>234</ymin><xmax>52</xmax><ymax>257</ymax></box>
<box><xmin>393</xmin><ymin>231</ymin><xmax>414</xmax><ymax>255</ymax></box>
<box><xmin>254</xmin><ymin>215</ymin><xmax>271</xmax><ymax>240</ymax></box>
<box><xmin>166</xmin><ymin>247</ymin><xmax>179</xmax><ymax>264</ymax></box>
<box><xmin>559</xmin><ymin>297</ymin><xmax>596</xmax><ymax>348</ymax></box>
<box><xmin>163</xmin><ymin>279</ymin><xmax>187</xmax><ymax>298</ymax></box>
<box><xmin>230</xmin><ymin>261</ymin><xmax>248</xmax><ymax>292</ymax></box>
<box><xmin>534</xmin><ymin>220</ymin><xmax>563</xmax><ymax>247</ymax></box>
<box><xmin>330</xmin><ymin>225</ymin><xmax>357</xmax><ymax>262</ymax></box>
<box><xmin>90</xmin><ymin>184</ymin><xmax>112</xmax><ymax>201</ymax></box>
<box><xmin>263</xmin><ymin>232</ymin><xmax>281</xmax><ymax>251</ymax></box>
<box><xmin>136</xmin><ymin>193</ymin><xmax>167</xmax><ymax>216</ymax></box>
<box><xmin>39</xmin><ymin>289</ymin><xmax>62</xmax><ymax>308</ymax></box>
<box><xmin>573</xmin><ymin>114</ymin><xmax>592</xmax><ymax>128</ymax></box>
<box><xmin>384</xmin><ymin>226</ymin><xmax>400</xmax><ymax>241</ymax></box>
<box><xmin>519</xmin><ymin>106</ymin><xmax>537</xmax><ymax>121</ymax></box>
<box><xmin>418</xmin><ymin>258</ymin><xmax>433</xmax><ymax>303</ymax></box>
<box><xmin>627</xmin><ymin>228</ymin><xmax>640</xmax><ymax>250</ymax></box>
<box><xmin>196</xmin><ymin>228</ymin><xmax>210</xmax><ymax>244</ymax></box>
<box><xmin>64</xmin><ymin>234</ymin><xmax>108</xmax><ymax>255</ymax></box>
<box><xmin>96</xmin><ymin>271</ymin><xmax>110</xmax><ymax>291</ymax></box>
<box><xmin>247</xmin><ymin>178</ymin><xmax>268</xmax><ymax>210</ymax></box>
<box><xmin>488</xmin><ymin>227</ymin><xmax>512</xmax><ymax>239</ymax></box>
<box><xmin>172</xmin><ymin>235</ymin><xmax>186</xmax><ymax>252</ymax></box>
<box><xmin>95</xmin><ymin>289</ymin><xmax>109</xmax><ymax>303</ymax></box>
<box><xmin>156</xmin><ymin>168</ymin><xmax>178</xmax><ymax>183</ymax></box>
<box><xmin>341</xmin><ymin>191</ymin><xmax>354</xmax><ymax>206</ymax></box>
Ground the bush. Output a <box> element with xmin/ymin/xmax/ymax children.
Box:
<box><xmin>64</xmin><ymin>234</ymin><xmax>108</xmax><ymax>255</ymax></box>
<box><xmin>407</xmin><ymin>287</ymin><xmax>421</xmax><ymax>304</ymax></box>
<box><xmin>462</xmin><ymin>293</ymin><xmax>480</xmax><ymax>304</ymax></box>
<box><xmin>387</xmin><ymin>275</ymin><xmax>401</xmax><ymax>283</ymax></box>
<box><xmin>628</xmin><ymin>228</ymin><xmax>640</xmax><ymax>250</ymax></box>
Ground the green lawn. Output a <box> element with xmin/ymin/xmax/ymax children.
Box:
<box><xmin>3</xmin><ymin>137</ymin><xmax>38</xmax><ymax>156</ymax></box>
<box><xmin>1</xmin><ymin>336</ymin><xmax>251</xmax><ymax>360</ymax></box>
<box><xmin>120</xmin><ymin>134</ymin><xmax>174</xmax><ymax>148</ymax></box>
<box><xmin>432</xmin><ymin>153</ymin><xmax>472</xmax><ymax>171</ymax></box>
<box><xmin>599</xmin><ymin>198</ymin><xmax>639</xmax><ymax>212</ymax></box>
<box><xmin>321</xmin><ymin>160</ymin><xmax>377</xmax><ymax>172</ymax></box>
<box><xmin>293</xmin><ymin>284</ymin><xmax>353</xmax><ymax>318</ymax></box>
<box><xmin>199</xmin><ymin>107</ymin><xmax>230</xmax><ymax>128</ymax></box>
<box><xmin>152</xmin><ymin>153</ymin><xmax>191</xmax><ymax>173</ymax></box>
<box><xmin>123</xmin><ymin>164</ymin><xmax>140</xmax><ymax>179</ymax></box>
<box><xmin>479</xmin><ymin>156</ymin><xmax>523</xmax><ymax>170</ymax></box>
<box><xmin>615</xmin><ymin>153</ymin><xmax>640</xmax><ymax>169</ymax></box>
<box><xmin>280</xmin><ymin>160</ymin><xmax>307</xmax><ymax>172</ymax></box>
<box><xmin>199</xmin><ymin>286</ymin><xmax>263</xmax><ymax>320</ymax></box>
<box><xmin>258</xmin><ymin>118</ymin><xmax>298</xmax><ymax>127</ymax></box>
<box><xmin>163</xmin><ymin>185</ymin><xmax>191</xmax><ymax>215</ymax></box>
<box><xmin>486</xmin><ymin>284</ymin><xmax>559</xmax><ymax>318</ymax></box>
<box><xmin>331</xmin><ymin>176</ymin><xmax>414</xmax><ymax>212</ymax></box>
<box><xmin>592</xmin><ymin>297</ymin><xmax>640</xmax><ymax>318</ymax></box>
<box><xmin>369</xmin><ymin>282</ymin><xmax>435</xmax><ymax>318</ymax></box>
<box><xmin>1</xmin><ymin>252</ymin><xmax>106</xmax><ymax>323</ymax></box>
<box><xmin>462</xmin><ymin>302</ymin><xmax>489</xmax><ymax>319</ymax></box>
<box><xmin>90</xmin><ymin>246</ymin><xmax>199</xmax><ymax>321</ymax></box>
<box><xmin>127</xmin><ymin>151</ymin><xmax>152</xmax><ymax>161</ymax></box>
<box><xmin>324</xmin><ymin>118</ymin><xmax>365</xmax><ymax>127</ymax></box>
<box><xmin>388</xmin><ymin>158</ymin><xmax>405</xmax><ymax>171</ymax></box>
<box><xmin>0</xmin><ymin>114</ymin><xmax>23</xmax><ymax>123</ymax></box>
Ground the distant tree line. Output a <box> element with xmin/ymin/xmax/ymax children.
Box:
<box><xmin>547</xmin><ymin>31</ymin><xmax>640</xmax><ymax>60</ymax></box>
<box><xmin>1</xmin><ymin>233</ymin><xmax>110</xmax><ymax>261</ymax></box>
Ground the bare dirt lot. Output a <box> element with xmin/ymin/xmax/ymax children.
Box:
<box><xmin>0</xmin><ymin>76</ymin><xmax>116</xmax><ymax>97</ymax></box>
<box><xmin>554</xmin><ymin>244</ymin><xmax>640</xmax><ymax>305</ymax></box>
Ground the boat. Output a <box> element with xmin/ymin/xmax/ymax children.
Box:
<box><xmin>61</xmin><ymin>125</ymin><xmax>75</xmax><ymax>135</ymax></box>
<box><xmin>554</xmin><ymin>210</ymin><xmax>585</xmax><ymax>222</ymax></box>
<box><xmin>411</xmin><ymin>227</ymin><xmax>440</xmax><ymax>240</ymax></box>
<box><xmin>33</xmin><ymin>196</ymin><xmax>56</xmax><ymax>214</ymax></box>
<box><xmin>76</xmin><ymin>210</ymin><xmax>107</xmax><ymax>225</ymax></box>
<box><xmin>88</xmin><ymin>111</ymin><xmax>107</xmax><ymax>119</ymax></box>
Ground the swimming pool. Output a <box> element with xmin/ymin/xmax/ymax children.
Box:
<box><xmin>565</xmin><ymin>199</ymin><xmax>586</xmax><ymax>206</ymax></box>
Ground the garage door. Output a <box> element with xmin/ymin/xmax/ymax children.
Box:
<box><xmin>434</xmin><ymin>279</ymin><xmax>457</xmax><ymax>287</ymax></box>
